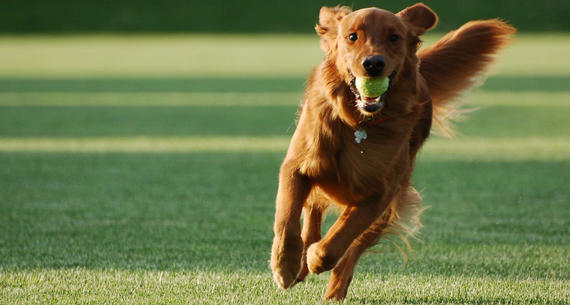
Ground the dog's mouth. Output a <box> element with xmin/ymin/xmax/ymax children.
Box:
<box><xmin>349</xmin><ymin>71</ymin><xmax>396</xmax><ymax>114</ymax></box>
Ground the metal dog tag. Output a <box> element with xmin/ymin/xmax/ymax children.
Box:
<box><xmin>354</xmin><ymin>128</ymin><xmax>367</xmax><ymax>143</ymax></box>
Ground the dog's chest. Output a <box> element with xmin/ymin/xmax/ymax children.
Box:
<box><xmin>334</xmin><ymin>129</ymin><xmax>408</xmax><ymax>189</ymax></box>
<box><xmin>309</xmin><ymin>131</ymin><xmax>409</xmax><ymax>205</ymax></box>
<box><xmin>342</xmin><ymin>131</ymin><xmax>400</xmax><ymax>172</ymax></box>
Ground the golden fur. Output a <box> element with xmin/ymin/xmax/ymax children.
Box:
<box><xmin>270</xmin><ymin>3</ymin><xmax>515</xmax><ymax>300</ymax></box>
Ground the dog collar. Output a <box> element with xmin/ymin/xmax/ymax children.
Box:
<box><xmin>365</xmin><ymin>116</ymin><xmax>388</xmax><ymax>126</ymax></box>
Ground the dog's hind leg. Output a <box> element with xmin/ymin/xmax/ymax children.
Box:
<box><xmin>324</xmin><ymin>187</ymin><xmax>423</xmax><ymax>300</ymax></box>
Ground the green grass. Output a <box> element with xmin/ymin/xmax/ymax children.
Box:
<box><xmin>0</xmin><ymin>34</ymin><xmax>569</xmax><ymax>304</ymax></box>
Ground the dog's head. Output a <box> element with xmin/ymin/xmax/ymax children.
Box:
<box><xmin>316</xmin><ymin>3</ymin><xmax>438</xmax><ymax>116</ymax></box>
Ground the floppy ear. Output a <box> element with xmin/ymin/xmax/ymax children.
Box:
<box><xmin>397</xmin><ymin>3</ymin><xmax>438</xmax><ymax>36</ymax></box>
<box><xmin>315</xmin><ymin>6</ymin><xmax>352</xmax><ymax>52</ymax></box>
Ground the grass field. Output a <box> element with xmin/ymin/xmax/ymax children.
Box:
<box><xmin>0</xmin><ymin>34</ymin><xmax>569</xmax><ymax>304</ymax></box>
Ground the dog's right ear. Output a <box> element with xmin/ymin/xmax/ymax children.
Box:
<box><xmin>315</xmin><ymin>6</ymin><xmax>352</xmax><ymax>52</ymax></box>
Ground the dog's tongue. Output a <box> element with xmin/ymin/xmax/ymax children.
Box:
<box><xmin>363</xmin><ymin>96</ymin><xmax>380</xmax><ymax>104</ymax></box>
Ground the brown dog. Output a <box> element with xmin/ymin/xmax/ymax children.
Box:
<box><xmin>270</xmin><ymin>3</ymin><xmax>514</xmax><ymax>300</ymax></box>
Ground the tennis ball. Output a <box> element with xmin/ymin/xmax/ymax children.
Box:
<box><xmin>355</xmin><ymin>77</ymin><xmax>389</xmax><ymax>98</ymax></box>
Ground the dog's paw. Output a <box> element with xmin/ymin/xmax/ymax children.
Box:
<box><xmin>324</xmin><ymin>280</ymin><xmax>351</xmax><ymax>301</ymax></box>
<box><xmin>270</xmin><ymin>235</ymin><xmax>303</xmax><ymax>289</ymax></box>
<box><xmin>306</xmin><ymin>243</ymin><xmax>339</xmax><ymax>274</ymax></box>
<box><xmin>324</xmin><ymin>267</ymin><xmax>353</xmax><ymax>301</ymax></box>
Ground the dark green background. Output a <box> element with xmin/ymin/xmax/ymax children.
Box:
<box><xmin>2</xmin><ymin>0</ymin><xmax>568</xmax><ymax>33</ymax></box>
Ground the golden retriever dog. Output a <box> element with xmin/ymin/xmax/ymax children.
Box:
<box><xmin>270</xmin><ymin>3</ymin><xmax>515</xmax><ymax>300</ymax></box>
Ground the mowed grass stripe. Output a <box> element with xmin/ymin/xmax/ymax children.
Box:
<box><xmin>0</xmin><ymin>92</ymin><xmax>304</xmax><ymax>107</ymax></box>
<box><xmin>1</xmin><ymin>34</ymin><xmax>569</xmax><ymax>77</ymax></box>
<box><xmin>421</xmin><ymin>137</ymin><xmax>570</xmax><ymax>160</ymax></box>
<box><xmin>0</xmin><ymin>136</ymin><xmax>290</xmax><ymax>152</ymax></box>
<box><xmin>0</xmin><ymin>136</ymin><xmax>568</xmax><ymax>160</ymax></box>
<box><xmin>0</xmin><ymin>91</ymin><xmax>568</xmax><ymax>107</ymax></box>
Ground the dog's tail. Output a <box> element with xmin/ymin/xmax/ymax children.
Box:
<box><xmin>418</xmin><ymin>19</ymin><xmax>516</xmax><ymax>136</ymax></box>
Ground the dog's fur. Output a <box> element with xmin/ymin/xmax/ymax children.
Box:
<box><xmin>270</xmin><ymin>3</ymin><xmax>515</xmax><ymax>300</ymax></box>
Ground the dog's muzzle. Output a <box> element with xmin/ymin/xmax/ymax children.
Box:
<box><xmin>349</xmin><ymin>70</ymin><xmax>396</xmax><ymax>114</ymax></box>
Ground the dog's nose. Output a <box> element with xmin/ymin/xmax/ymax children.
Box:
<box><xmin>361</xmin><ymin>55</ymin><xmax>386</xmax><ymax>77</ymax></box>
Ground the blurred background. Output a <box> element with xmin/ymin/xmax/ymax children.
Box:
<box><xmin>2</xmin><ymin>0</ymin><xmax>570</xmax><ymax>32</ymax></box>
<box><xmin>1</xmin><ymin>1</ymin><xmax>568</xmax><ymax>304</ymax></box>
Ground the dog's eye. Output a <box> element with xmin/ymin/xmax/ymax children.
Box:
<box><xmin>348</xmin><ymin>33</ymin><xmax>358</xmax><ymax>42</ymax></box>
<box><xmin>389</xmin><ymin>34</ymin><xmax>400</xmax><ymax>42</ymax></box>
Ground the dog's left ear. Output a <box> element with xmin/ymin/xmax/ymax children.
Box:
<box><xmin>397</xmin><ymin>3</ymin><xmax>438</xmax><ymax>36</ymax></box>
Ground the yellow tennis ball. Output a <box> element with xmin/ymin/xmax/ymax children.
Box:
<box><xmin>355</xmin><ymin>77</ymin><xmax>389</xmax><ymax>97</ymax></box>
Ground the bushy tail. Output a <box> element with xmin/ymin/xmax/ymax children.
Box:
<box><xmin>418</xmin><ymin>19</ymin><xmax>516</xmax><ymax>136</ymax></box>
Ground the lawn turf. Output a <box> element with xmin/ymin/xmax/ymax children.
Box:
<box><xmin>0</xmin><ymin>34</ymin><xmax>568</xmax><ymax>304</ymax></box>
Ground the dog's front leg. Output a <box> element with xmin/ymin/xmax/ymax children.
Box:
<box><xmin>306</xmin><ymin>196</ymin><xmax>388</xmax><ymax>274</ymax></box>
<box><xmin>270</xmin><ymin>161</ymin><xmax>311</xmax><ymax>289</ymax></box>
